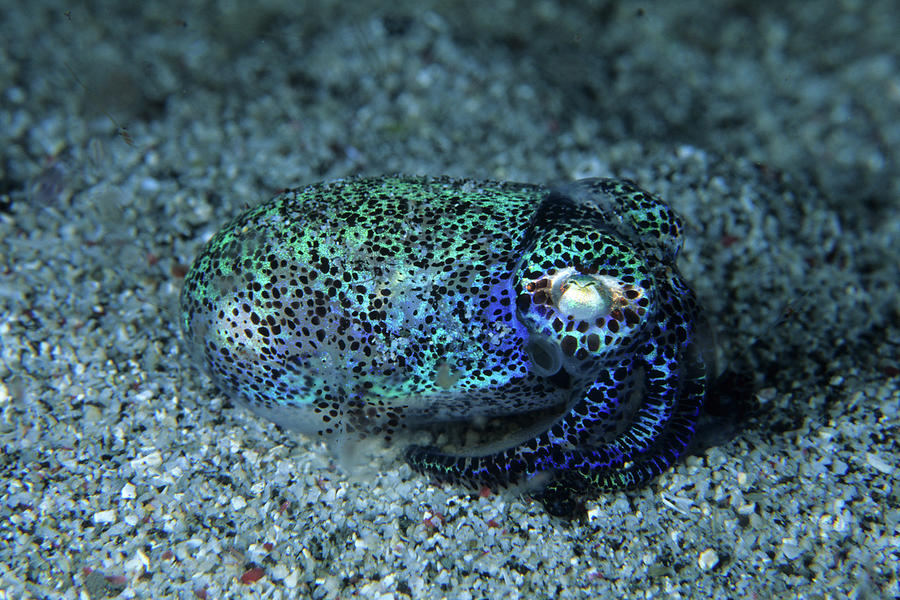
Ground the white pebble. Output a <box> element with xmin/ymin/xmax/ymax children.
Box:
<box><xmin>781</xmin><ymin>538</ymin><xmax>803</xmax><ymax>560</ymax></box>
<box><xmin>124</xmin><ymin>548</ymin><xmax>150</xmax><ymax>573</ymax></box>
<box><xmin>93</xmin><ymin>509</ymin><xmax>116</xmax><ymax>524</ymax></box>
<box><xmin>698</xmin><ymin>549</ymin><xmax>719</xmax><ymax>571</ymax></box>
<box><xmin>231</xmin><ymin>495</ymin><xmax>247</xmax><ymax>510</ymax></box>
<box><xmin>130</xmin><ymin>451</ymin><xmax>163</xmax><ymax>471</ymax></box>
<box><xmin>736</xmin><ymin>502</ymin><xmax>756</xmax><ymax>515</ymax></box>
<box><xmin>121</xmin><ymin>482</ymin><xmax>137</xmax><ymax>500</ymax></box>
<box><xmin>284</xmin><ymin>569</ymin><xmax>300</xmax><ymax>588</ymax></box>
<box><xmin>271</xmin><ymin>564</ymin><xmax>288</xmax><ymax>581</ymax></box>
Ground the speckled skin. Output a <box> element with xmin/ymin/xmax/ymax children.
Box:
<box><xmin>181</xmin><ymin>176</ymin><xmax>707</xmax><ymax>515</ymax></box>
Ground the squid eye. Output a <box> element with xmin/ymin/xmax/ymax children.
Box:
<box><xmin>526</xmin><ymin>335</ymin><xmax>562</xmax><ymax>376</ymax></box>
<box><xmin>551</xmin><ymin>272</ymin><xmax>614</xmax><ymax>322</ymax></box>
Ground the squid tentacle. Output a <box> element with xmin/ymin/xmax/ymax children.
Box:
<box><xmin>406</xmin><ymin>275</ymin><xmax>706</xmax><ymax>513</ymax></box>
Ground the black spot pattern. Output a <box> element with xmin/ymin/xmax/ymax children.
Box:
<box><xmin>181</xmin><ymin>176</ymin><xmax>709</xmax><ymax>515</ymax></box>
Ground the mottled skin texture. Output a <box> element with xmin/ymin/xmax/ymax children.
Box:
<box><xmin>181</xmin><ymin>175</ymin><xmax>708</xmax><ymax>515</ymax></box>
